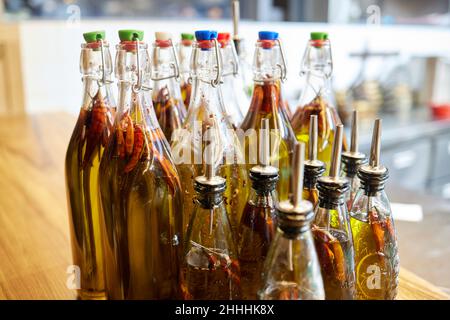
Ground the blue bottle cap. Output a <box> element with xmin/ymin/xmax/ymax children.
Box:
<box><xmin>195</xmin><ymin>30</ymin><xmax>218</xmax><ymax>41</ymax></box>
<box><xmin>258</xmin><ymin>31</ymin><xmax>279</xmax><ymax>40</ymax></box>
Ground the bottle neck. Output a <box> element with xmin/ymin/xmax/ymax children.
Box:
<box><xmin>249</xmin><ymin>80</ymin><xmax>285</xmax><ymax>114</ymax></box>
<box><xmin>253</xmin><ymin>42</ymin><xmax>283</xmax><ymax>82</ymax></box>
<box><xmin>317</xmin><ymin>180</ymin><xmax>349</xmax><ymax>209</ymax></box>
<box><xmin>194</xmin><ymin>181</ymin><xmax>226</xmax><ymax>209</ymax></box>
<box><xmin>179</xmin><ymin>42</ymin><xmax>192</xmax><ymax>74</ymax></box>
<box><xmin>303</xmin><ymin>163</ymin><xmax>325</xmax><ymax>189</ymax></box>
<box><xmin>187</xmin><ymin>79</ymin><xmax>227</xmax><ymax>121</ymax></box>
<box><xmin>358</xmin><ymin>169</ymin><xmax>389</xmax><ymax>196</ymax></box>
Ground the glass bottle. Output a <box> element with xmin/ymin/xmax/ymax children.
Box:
<box><xmin>350</xmin><ymin>119</ymin><xmax>399</xmax><ymax>300</ymax></box>
<box><xmin>178</xmin><ymin>33</ymin><xmax>194</xmax><ymax>109</ymax></box>
<box><xmin>291</xmin><ymin>32</ymin><xmax>348</xmax><ymax>174</ymax></box>
<box><xmin>259</xmin><ymin>142</ymin><xmax>325</xmax><ymax>300</ymax></box>
<box><xmin>238</xmin><ymin>119</ymin><xmax>279</xmax><ymax>299</ymax></box>
<box><xmin>303</xmin><ymin>115</ymin><xmax>325</xmax><ymax>207</ymax></box>
<box><xmin>171</xmin><ymin>30</ymin><xmax>248</xmax><ymax>235</ymax></box>
<box><xmin>151</xmin><ymin>32</ymin><xmax>187</xmax><ymax>143</ymax></box>
<box><xmin>182</xmin><ymin>137</ymin><xmax>241</xmax><ymax>300</ymax></box>
<box><xmin>98</xmin><ymin>30</ymin><xmax>182</xmax><ymax>299</ymax></box>
<box><xmin>65</xmin><ymin>31</ymin><xmax>115</xmax><ymax>300</ymax></box>
<box><xmin>240</xmin><ymin>31</ymin><xmax>297</xmax><ymax>202</ymax></box>
<box><xmin>312</xmin><ymin>124</ymin><xmax>356</xmax><ymax>300</ymax></box>
<box><xmin>217</xmin><ymin>32</ymin><xmax>243</xmax><ymax>129</ymax></box>
<box><xmin>342</xmin><ymin>110</ymin><xmax>367</xmax><ymax>210</ymax></box>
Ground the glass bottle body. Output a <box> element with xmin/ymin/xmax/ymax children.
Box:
<box><xmin>183</xmin><ymin>198</ymin><xmax>241</xmax><ymax>300</ymax></box>
<box><xmin>171</xmin><ymin>42</ymin><xmax>248</xmax><ymax>234</ymax></box>
<box><xmin>291</xmin><ymin>40</ymin><xmax>347</xmax><ymax>173</ymax></box>
<box><xmin>152</xmin><ymin>40</ymin><xmax>186</xmax><ymax>143</ymax></box>
<box><xmin>350</xmin><ymin>189</ymin><xmax>399</xmax><ymax>300</ymax></box>
<box><xmin>238</xmin><ymin>188</ymin><xmax>277</xmax><ymax>299</ymax></box>
<box><xmin>178</xmin><ymin>40</ymin><xmax>193</xmax><ymax>109</ymax></box>
<box><xmin>259</xmin><ymin>226</ymin><xmax>325</xmax><ymax>300</ymax></box>
<box><xmin>99</xmin><ymin>42</ymin><xmax>182</xmax><ymax>299</ymax></box>
<box><xmin>65</xmin><ymin>41</ymin><xmax>115</xmax><ymax>300</ymax></box>
<box><xmin>240</xmin><ymin>79</ymin><xmax>296</xmax><ymax>202</ymax></box>
<box><xmin>313</xmin><ymin>200</ymin><xmax>356</xmax><ymax>299</ymax></box>
<box><xmin>220</xmin><ymin>40</ymin><xmax>244</xmax><ymax>129</ymax></box>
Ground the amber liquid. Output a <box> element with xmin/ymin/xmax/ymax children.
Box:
<box><xmin>184</xmin><ymin>247</ymin><xmax>241</xmax><ymax>300</ymax></box>
<box><xmin>65</xmin><ymin>90</ymin><xmax>113</xmax><ymax>300</ymax></box>
<box><xmin>153</xmin><ymin>86</ymin><xmax>186</xmax><ymax>143</ymax></box>
<box><xmin>312</xmin><ymin>228</ymin><xmax>356</xmax><ymax>300</ymax></box>
<box><xmin>350</xmin><ymin>212</ymin><xmax>399</xmax><ymax>300</ymax></box>
<box><xmin>99</xmin><ymin>107</ymin><xmax>182</xmax><ymax>299</ymax></box>
<box><xmin>291</xmin><ymin>95</ymin><xmax>348</xmax><ymax>175</ymax></box>
<box><xmin>180</xmin><ymin>82</ymin><xmax>192</xmax><ymax>109</ymax></box>
<box><xmin>240</xmin><ymin>82</ymin><xmax>296</xmax><ymax>202</ymax></box>
<box><xmin>238</xmin><ymin>200</ymin><xmax>276</xmax><ymax>299</ymax></box>
<box><xmin>303</xmin><ymin>188</ymin><xmax>319</xmax><ymax>208</ymax></box>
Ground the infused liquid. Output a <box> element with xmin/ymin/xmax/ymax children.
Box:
<box><xmin>65</xmin><ymin>89</ymin><xmax>114</xmax><ymax>300</ymax></box>
<box><xmin>292</xmin><ymin>95</ymin><xmax>348</xmax><ymax>174</ymax></box>
<box><xmin>99</xmin><ymin>100</ymin><xmax>182</xmax><ymax>299</ymax></box>
<box><xmin>312</xmin><ymin>227</ymin><xmax>356</xmax><ymax>300</ymax></box>
<box><xmin>238</xmin><ymin>200</ymin><xmax>276</xmax><ymax>299</ymax></box>
<box><xmin>153</xmin><ymin>85</ymin><xmax>186</xmax><ymax>142</ymax></box>
<box><xmin>184</xmin><ymin>247</ymin><xmax>241</xmax><ymax>300</ymax></box>
<box><xmin>350</xmin><ymin>210</ymin><xmax>399</xmax><ymax>300</ymax></box>
<box><xmin>240</xmin><ymin>82</ymin><xmax>295</xmax><ymax>202</ymax></box>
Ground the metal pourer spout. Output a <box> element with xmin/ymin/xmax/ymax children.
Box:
<box><xmin>357</xmin><ymin>118</ymin><xmax>388</xmax><ymax>193</ymax></box>
<box><xmin>249</xmin><ymin>119</ymin><xmax>279</xmax><ymax>193</ymax></box>
<box><xmin>260</xmin><ymin>118</ymin><xmax>270</xmax><ymax>167</ymax></box>
<box><xmin>205</xmin><ymin>127</ymin><xmax>215</xmax><ymax>181</ymax></box>
<box><xmin>350</xmin><ymin>110</ymin><xmax>359</xmax><ymax>153</ymax></box>
<box><xmin>370</xmin><ymin>119</ymin><xmax>382</xmax><ymax>169</ymax></box>
<box><xmin>232</xmin><ymin>0</ymin><xmax>241</xmax><ymax>54</ymax></box>
<box><xmin>276</xmin><ymin>141</ymin><xmax>314</xmax><ymax>233</ymax></box>
<box><xmin>342</xmin><ymin>110</ymin><xmax>366</xmax><ymax>176</ymax></box>
<box><xmin>308</xmin><ymin>115</ymin><xmax>318</xmax><ymax>161</ymax></box>
<box><xmin>194</xmin><ymin>127</ymin><xmax>226</xmax><ymax>208</ymax></box>
<box><xmin>303</xmin><ymin>115</ymin><xmax>325</xmax><ymax>189</ymax></box>
<box><xmin>329</xmin><ymin>124</ymin><xmax>344</xmax><ymax>179</ymax></box>
<box><xmin>293</xmin><ymin>142</ymin><xmax>305</xmax><ymax>209</ymax></box>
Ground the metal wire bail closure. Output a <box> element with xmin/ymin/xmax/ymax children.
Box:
<box><xmin>211</xmin><ymin>38</ymin><xmax>223</xmax><ymax>87</ymax></box>
<box><xmin>97</xmin><ymin>38</ymin><xmax>106</xmax><ymax>87</ymax></box>
<box><xmin>132</xmin><ymin>37</ymin><xmax>143</xmax><ymax>93</ymax></box>
<box><xmin>275</xmin><ymin>38</ymin><xmax>287</xmax><ymax>83</ymax></box>
<box><xmin>325</xmin><ymin>39</ymin><xmax>334</xmax><ymax>79</ymax></box>
<box><xmin>222</xmin><ymin>40</ymin><xmax>239</xmax><ymax>77</ymax></box>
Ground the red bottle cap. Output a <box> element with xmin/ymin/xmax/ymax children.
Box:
<box><xmin>218</xmin><ymin>32</ymin><xmax>230</xmax><ymax>47</ymax></box>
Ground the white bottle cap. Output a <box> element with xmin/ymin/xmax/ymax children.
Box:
<box><xmin>155</xmin><ymin>32</ymin><xmax>172</xmax><ymax>41</ymax></box>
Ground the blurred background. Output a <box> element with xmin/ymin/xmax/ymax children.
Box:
<box><xmin>1</xmin><ymin>0</ymin><xmax>450</xmax><ymax>293</ymax></box>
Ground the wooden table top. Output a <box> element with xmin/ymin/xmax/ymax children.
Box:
<box><xmin>0</xmin><ymin>112</ymin><xmax>448</xmax><ymax>300</ymax></box>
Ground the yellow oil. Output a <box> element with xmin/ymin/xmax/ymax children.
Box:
<box><xmin>292</xmin><ymin>95</ymin><xmax>348</xmax><ymax>175</ymax></box>
<box><xmin>303</xmin><ymin>187</ymin><xmax>319</xmax><ymax>208</ymax></box>
<box><xmin>240</xmin><ymin>82</ymin><xmax>296</xmax><ymax>202</ymax></box>
<box><xmin>99</xmin><ymin>102</ymin><xmax>182</xmax><ymax>299</ymax></box>
<box><xmin>65</xmin><ymin>90</ymin><xmax>113</xmax><ymax>300</ymax></box>
<box><xmin>350</xmin><ymin>215</ymin><xmax>399</xmax><ymax>300</ymax></box>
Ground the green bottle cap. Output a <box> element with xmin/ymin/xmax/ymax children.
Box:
<box><xmin>83</xmin><ymin>30</ymin><xmax>105</xmax><ymax>43</ymax></box>
<box><xmin>310</xmin><ymin>32</ymin><xmax>327</xmax><ymax>40</ymax></box>
<box><xmin>118</xmin><ymin>29</ymin><xmax>144</xmax><ymax>42</ymax></box>
<box><xmin>181</xmin><ymin>33</ymin><xmax>194</xmax><ymax>40</ymax></box>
